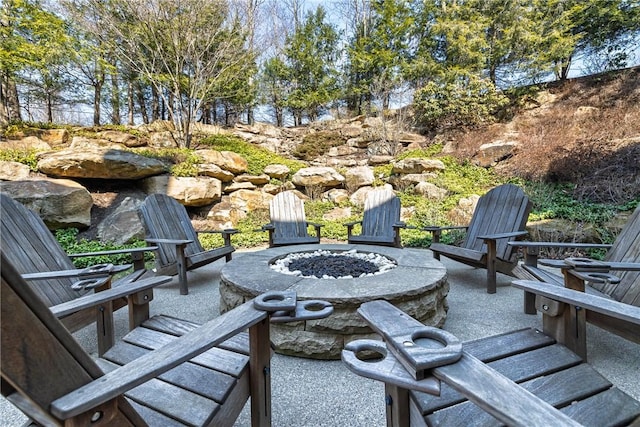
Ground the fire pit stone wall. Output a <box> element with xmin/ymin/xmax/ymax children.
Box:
<box><xmin>220</xmin><ymin>244</ymin><xmax>449</xmax><ymax>359</ymax></box>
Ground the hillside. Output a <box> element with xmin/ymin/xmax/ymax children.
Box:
<box><xmin>440</xmin><ymin>66</ymin><xmax>640</xmax><ymax>204</ymax></box>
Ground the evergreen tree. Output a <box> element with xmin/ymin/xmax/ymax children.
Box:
<box><xmin>0</xmin><ymin>0</ymin><xmax>73</xmax><ymax>123</ymax></box>
<box><xmin>281</xmin><ymin>6</ymin><xmax>340</xmax><ymax>125</ymax></box>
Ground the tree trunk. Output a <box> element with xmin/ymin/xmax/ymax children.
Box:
<box><xmin>275</xmin><ymin>106</ymin><xmax>283</xmax><ymax>127</ymax></box>
<box><xmin>93</xmin><ymin>80</ymin><xmax>103</xmax><ymax>126</ymax></box>
<box><xmin>0</xmin><ymin>73</ymin><xmax>22</xmax><ymax>124</ymax></box>
<box><xmin>151</xmin><ymin>85</ymin><xmax>160</xmax><ymax>121</ymax></box>
<box><xmin>136</xmin><ymin>81</ymin><xmax>148</xmax><ymax>124</ymax></box>
<box><xmin>110</xmin><ymin>71</ymin><xmax>120</xmax><ymax>124</ymax></box>
<box><xmin>46</xmin><ymin>93</ymin><xmax>53</xmax><ymax>123</ymax></box>
<box><xmin>127</xmin><ymin>80</ymin><xmax>134</xmax><ymax>125</ymax></box>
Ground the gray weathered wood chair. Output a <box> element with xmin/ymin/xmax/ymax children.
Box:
<box><xmin>510</xmin><ymin>203</ymin><xmax>640</xmax><ymax>348</ymax></box>
<box><xmin>422</xmin><ymin>183</ymin><xmax>532</xmax><ymax>293</ymax></box>
<box><xmin>342</xmin><ymin>285</ymin><xmax>640</xmax><ymax>427</ymax></box>
<box><xmin>261</xmin><ymin>190</ymin><xmax>322</xmax><ymax>247</ymax></box>
<box><xmin>1</xmin><ymin>252</ymin><xmax>333</xmax><ymax>427</ymax></box>
<box><xmin>344</xmin><ymin>188</ymin><xmax>406</xmax><ymax>247</ymax></box>
<box><xmin>0</xmin><ymin>193</ymin><xmax>157</xmax><ymax>355</ymax></box>
<box><xmin>138</xmin><ymin>193</ymin><xmax>238</xmax><ymax>295</ymax></box>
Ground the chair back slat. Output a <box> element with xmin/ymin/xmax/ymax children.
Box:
<box><xmin>361</xmin><ymin>189</ymin><xmax>400</xmax><ymax>240</ymax></box>
<box><xmin>0</xmin><ymin>194</ymin><xmax>85</xmax><ymax>306</ymax></box>
<box><xmin>463</xmin><ymin>184</ymin><xmax>531</xmax><ymax>261</ymax></box>
<box><xmin>270</xmin><ymin>191</ymin><xmax>310</xmax><ymax>240</ymax></box>
<box><xmin>598</xmin><ymin>204</ymin><xmax>640</xmax><ymax>305</ymax></box>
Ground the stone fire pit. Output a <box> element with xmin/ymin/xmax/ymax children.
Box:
<box><xmin>219</xmin><ymin>244</ymin><xmax>448</xmax><ymax>359</ymax></box>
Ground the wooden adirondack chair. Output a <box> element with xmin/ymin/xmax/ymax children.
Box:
<box><xmin>261</xmin><ymin>190</ymin><xmax>322</xmax><ymax>247</ymax></box>
<box><xmin>1</xmin><ymin>252</ymin><xmax>333</xmax><ymax>427</ymax></box>
<box><xmin>511</xmin><ymin>203</ymin><xmax>640</xmax><ymax>348</ymax></box>
<box><xmin>422</xmin><ymin>183</ymin><xmax>532</xmax><ymax>293</ymax></box>
<box><xmin>0</xmin><ymin>193</ymin><xmax>157</xmax><ymax>355</ymax></box>
<box><xmin>138</xmin><ymin>193</ymin><xmax>238</xmax><ymax>295</ymax></box>
<box><xmin>344</xmin><ymin>189</ymin><xmax>406</xmax><ymax>247</ymax></box>
<box><xmin>342</xmin><ymin>287</ymin><xmax>640</xmax><ymax>427</ymax></box>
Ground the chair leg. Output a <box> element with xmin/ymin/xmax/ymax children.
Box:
<box><xmin>175</xmin><ymin>244</ymin><xmax>189</xmax><ymax>295</ymax></box>
<box><xmin>249</xmin><ymin>318</ymin><xmax>272</xmax><ymax>427</ymax></box>
<box><xmin>385</xmin><ymin>384</ymin><xmax>410</xmax><ymax>427</ymax></box>
<box><xmin>486</xmin><ymin>239</ymin><xmax>497</xmax><ymax>294</ymax></box>
<box><xmin>96</xmin><ymin>301</ymin><xmax>115</xmax><ymax>357</ymax></box>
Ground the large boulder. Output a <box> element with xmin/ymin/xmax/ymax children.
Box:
<box><xmin>197</xmin><ymin>150</ymin><xmax>248</xmax><ymax>174</ymax></box>
<box><xmin>473</xmin><ymin>140</ymin><xmax>518</xmax><ymax>167</ymax></box>
<box><xmin>447</xmin><ymin>194</ymin><xmax>480</xmax><ymax>225</ymax></box>
<box><xmin>349</xmin><ymin>184</ymin><xmax>394</xmax><ymax>207</ymax></box>
<box><xmin>98</xmin><ymin>130</ymin><xmax>143</xmax><ymax>147</ymax></box>
<box><xmin>3</xmin><ymin>136</ymin><xmax>51</xmax><ymax>150</ymax></box>
<box><xmin>38</xmin><ymin>129</ymin><xmax>69</xmax><ymax>145</ymax></box>
<box><xmin>97</xmin><ymin>195</ymin><xmax>146</xmax><ymax>244</ymax></box>
<box><xmin>345</xmin><ymin>166</ymin><xmax>374</xmax><ymax>191</ymax></box>
<box><xmin>264</xmin><ymin>164</ymin><xmax>290</xmax><ymax>180</ymax></box>
<box><xmin>148</xmin><ymin>131</ymin><xmax>178</xmax><ymax>148</ymax></box>
<box><xmin>37</xmin><ymin>147</ymin><xmax>166</xmax><ymax>179</ymax></box>
<box><xmin>391</xmin><ymin>158</ymin><xmax>445</xmax><ymax>174</ymax></box>
<box><xmin>0</xmin><ymin>179</ymin><xmax>93</xmax><ymax>228</ymax></box>
<box><xmin>228</xmin><ymin>189</ymin><xmax>273</xmax><ymax>212</ymax></box>
<box><xmin>70</xmin><ymin>136</ymin><xmax>122</xmax><ymax>150</ymax></box>
<box><xmin>197</xmin><ymin>164</ymin><xmax>235</xmax><ymax>182</ymax></box>
<box><xmin>0</xmin><ymin>161</ymin><xmax>31</xmax><ymax>181</ymax></box>
<box><xmin>415</xmin><ymin>182</ymin><xmax>448</xmax><ymax>200</ymax></box>
<box><xmin>291</xmin><ymin>167</ymin><xmax>345</xmax><ymax>189</ymax></box>
<box><xmin>142</xmin><ymin>175</ymin><xmax>222</xmax><ymax>207</ymax></box>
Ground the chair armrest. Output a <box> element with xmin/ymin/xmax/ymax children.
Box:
<box><xmin>477</xmin><ymin>230</ymin><xmax>528</xmax><ymax>240</ymax></box>
<box><xmin>197</xmin><ymin>228</ymin><xmax>240</xmax><ymax>235</ymax></box>
<box><xmin>422</xmin><ymin>225</ymin><xmax>468</xmax><ymax>232</ymax></box>
<box><xmin>507</xmin><ymin>241</ymin><xmax>612</xmax><ymax>250</ymax></box>
<box><xmin>393</xmin><ymin>222</ymin><xmax>407</xmax><ymax>229</ymax></box>
<box><xmin>49</xmin><ymin>276</ymin><xmax>172</xmax><ymax>319</ymax></box>
<box><xmin>145</xmin><ymin>238</ymin><xmax>192</xmax><ymax>245</ymax></box>
<box><xmin>343</xmin><ymin>300</ymin><xmax>581</xmax><ymax>427</ymax></box>
<box><xmin>68</xmin><ymin>246</ymin><xmax>158</xmax><ymax>258</ymax></box>
<box><xmin>21</xmin><ymin>264</ymin><xmax>131</xmax><ymax>280</ymax></box>
<box><xmin>306</xmin><ymin>222</ymin><xmax>323</xmax><ymax>228</ymax></box>
<box><xmin>512</xmin><ymin>280</ymin><xmax>640</xmax><ymax>326</ymax></box>
<box><xmin>343</xmin><ymin>220</ymin><xmax>362</xmax><ymax>227</ymax></box>
<box><xmin>51</xmin><ymin>299</ymin><xmax>271</xmax><ymax>419</ymax></box>
<box><xmin>260</xmin><ymin>223</ymin><xmax>275</xmax><ymax>231</ymax></box>
<box><xmin>538</xmin><ymin>258</ymin><xmax>640</xmax><ymax>272</ymax></box>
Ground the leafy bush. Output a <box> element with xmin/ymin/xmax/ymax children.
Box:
<box><xmin>55</xmin><ymin>228</ymin><xmax>154</xmax><ymax>268</ymax></box>
<box><xmin>414</xmin><ymin>72</ymin><xmax>509</xmax><ymax>131</ymax></box>
<box><xmin>292</xmin><ymin>131</ymin><xmax>344</xmax><ymax>161</ymax></box>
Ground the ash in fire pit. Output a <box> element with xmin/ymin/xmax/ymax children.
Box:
<box><xmin>271</xmin><ymin>249</ymin><xmax>396</xmax><ymax>279</ymax></box>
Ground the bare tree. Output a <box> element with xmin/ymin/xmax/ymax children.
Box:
<box><xmin>76</xmin><ymin>0</ymin><xmax>255</xmax><ymax>147</ymax></box>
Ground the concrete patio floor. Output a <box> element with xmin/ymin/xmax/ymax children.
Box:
<box><xmin>2</xmin><ymin>248</ymin><xmax>638</xmax><ymax>426</ymax></box>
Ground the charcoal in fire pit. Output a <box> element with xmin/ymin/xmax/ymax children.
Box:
<box><xmin>287</xmin><ymin>255</ymin><xmax>379</xmax><ymax>278</ymax></box>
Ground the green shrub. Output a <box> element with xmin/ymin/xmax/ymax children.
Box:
<box><xmin>55</xmin><ymin>228</ymin><xmax>153</xmax><ymax>268</ymax></box>
<box><xmin>414</xmin><ymin>72</ymin><xmax>509</xmax><ymax>131</ymax></box>
<box><xmin>201</xmin><ymin>134</ymin><xmax>305</xmax><ymax>175</ymax></box>
<box><xmin>0</xmin><ymin>148</ymin><xmax>40</xmax><ymax>170</ymax></box>
<box><xmin>292</xmin><ymin>131</ymin><xmax>344</xmax><ymax>161</ymax></box>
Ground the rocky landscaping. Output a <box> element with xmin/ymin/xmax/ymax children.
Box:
<box><xmin>1</xmin><ymin>70</ymin><xmax>638</xmax><ymax>249</ymax></box>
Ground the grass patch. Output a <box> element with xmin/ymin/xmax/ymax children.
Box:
<box><xmin>0</xmin><ymin>148</ymin><xmax>40</xmax><ymax>170</ymax></box>
<box><xmin>201</xmin><ymin>134</ymin><xmax>305</xmax><ymax>175</ymax></box>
